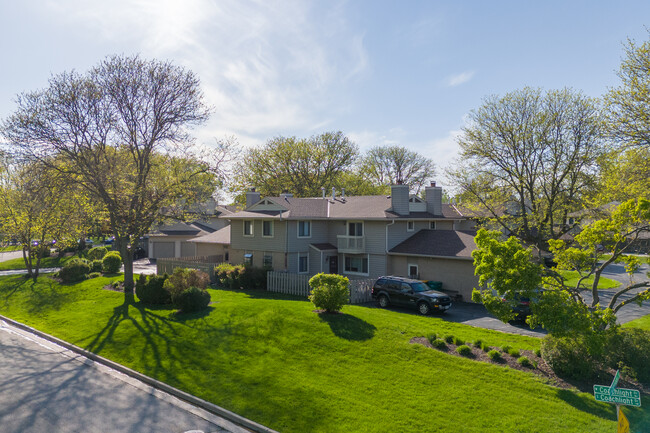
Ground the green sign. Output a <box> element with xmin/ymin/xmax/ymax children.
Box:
<box><xmin>593</xmin><ymin>385</ymin><xmax>641</xmax><ymax>407</ymax></box>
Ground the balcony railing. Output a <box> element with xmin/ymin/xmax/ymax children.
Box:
<box><xmin>337</xmin><ymin>235</ymin><xmax>365</xmax><ymax>254</ymax></box>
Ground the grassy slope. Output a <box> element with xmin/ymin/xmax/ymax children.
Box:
<box><xmin>0</xmin><ymin>275</ymin><xmax>647</xmax><ymax>433</ymax></box>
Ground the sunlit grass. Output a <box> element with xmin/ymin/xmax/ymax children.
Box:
<box><xmin>0</xmin><ymin>274</ymin><xmax>646</xmax><ymax>432</ymax></box>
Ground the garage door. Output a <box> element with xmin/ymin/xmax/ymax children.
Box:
<box><xmin>152</xmin><ymin>242</ymin><xmax>175</xmax><ymax>259</ymax></box>
<box><xmin>180</xmin><ymin>242</ymin><xmax>196</xmax><ymax>257</ymax></box>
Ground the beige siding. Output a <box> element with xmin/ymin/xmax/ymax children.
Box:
<box><xmin>180</xmin><ymin>241</ymin><xmax>196</xmax><ymax>257</ymax></box>
<box><xmin>388</xmin><ymin>256</ymin><xmax>478</xmax><ymax>301</ymax></box>
<box><xmin>152</xmin><ymin>241</ymin><xmax>175</xmax><ymax>259</ymax></box>
<box><xmin>196</xmin><ymin>243</ymin><xmax>228</xmax><ymax>258</ymax></box>
<box><xmin>230</xmin><ymin>219</ymin><xmax>287</xmax><ymax>252</ymax></box>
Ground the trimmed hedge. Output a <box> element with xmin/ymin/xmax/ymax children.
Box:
<box><xmin>308</xmin><ymin>273</ymin><xmax>350</xmax><ymax>313</ymax></box>
<box><xmin>88</xmin><ymin>246</ymin><xmax>108</xmax><ymax>261</ymax></box>
<box><xmin>163</xmin><ymin>268</ymin><xmax>210</xmax><ymax>300</ymax></box>
<box><xmin>173</xmin><ymin>286</ymin><xmax>211</xmax><ymax>313</ymax></box>
<box><xmin>214</xmin><ymin>263</ymin><xmax>268</xmax><ymax>290</ymax></box>
<box><xmin>59</xmin><ymin>258</ymin><xmax>91</xmax><ymax>283</ymax></box>
<box><xmin>135</xmin><ymin>273</ymin><xmax>171</xmax><ymax>305</ymax></box>
<box><xmin>102</xmin><ymin>251</ymin><xmax>122</xmax><ymax>273</ymax></box>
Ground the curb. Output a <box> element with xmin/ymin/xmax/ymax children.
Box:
<box><xmin>0</xmin><ymin>314</ymin><xmax>279</xmax><ymax>433</ymax></box>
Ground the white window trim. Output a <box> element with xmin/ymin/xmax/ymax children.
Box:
<box><xmin>347</xmin><ymin>221</ymin><xmax>364</xmax><ymax>237</ymax></box>
<box><xmin>407</xmin><ymin>221</ymin><xmax>415</xmax><ymax>232</ymax></box>
<box><xmin>298</xmin><ymin>252</ymin><xmax>309</xmax><ymax>274</ymax></box>
<box><xmin>262</xmin><ymin>220</ymin><xmax>274</xmax><ymax>238</ymax></box>
<box><xmin>297</xmin><ymin>220</ymin><xmax>312</xmax><ymax>239</ymax></box>
<box><xmin>342</xmin><ymin>253</ymin><xmax>370</xmax><ymax>276</ymax></box>
<box><xmin>243</xmin><ymin>220</ymin><xmax>254</xmax><ymax>237</ymax></box>
<box><xmin>408</xmin><ymin>263</ymin><xmax>419</xmax><ymax>278</ymax></box>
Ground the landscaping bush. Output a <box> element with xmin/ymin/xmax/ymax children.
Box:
<box><xmin>472</xmin><ymin>339</ymin><xmax>483</xmax><ymax>348</ymax></box>
<box><xmin>443</xmin><ymin>335</ymin><xmax>454</xmax><ymax>344</ymax></box>
<box><xmin>453</xmin><ymin>336</ymin><xmax>465</xmax><ymax>346</ymax></box>
<box><xmin>239</xmin><ymin>265</ymin><xmax>269</xmax><ymax>290</ymax></box>
<box><xmin>541</xmin><ymin>335</ymin><xmax>598</xmax><ymax>381</ymax></box>
<box><xmin>488</xmin><ymin>349</ymin><xmax>502</xmax><ymax>361</ymax></box>
<box><xmin>426</xmin><ymin>333</ymin><xmax>437</xmax><ymax>345</ymax></box>
<box><xmin>501</xmin><ymin>345</ymin><xmax>512</xmax><ymax>353</ymax></box>
<box><xmin>88</xmin><ymin>272</ymin><xmax>101</xmax><ymax>279</ymax></box>
<box><xmin>30</xmin><ymin>245</ymin><xmax>51</xmax><ymax>259</ymax></box>
<box><xmin>136</xmin><ymin>273</ymin><xmax>171</xmax><ymax>305</ymax></box>
<box><xmin>308</xmin><ymin>273</ymin><xmax>350</xmax><ymax>313</ymax></box>
<box><xmin>173</xmin><ymin>286</ymin><xmax>211</xmax><ymax>313</ymax></box>
<box><xmin>481</xmin><ymin>342</ymin><xmax>491</xmax><ymax>352</ymax></box>
<box><xmin>102</xmin><ymin>251</ymin><xmax>122</xmax><ymax>273</ymax></box>
<box><xmin>430</xmin><ymin>338</ymin><xmax>447</xmax><ymax>350</ymax></box>
<box><xmin>534</xmin><ymin>348</ymin><xmax>542</xmax><ymax>357</ymax></box>
<box><xmin>163</xmin><ymin>268</ymin><xmax>210</xmax><ymax>300</ymax></box>
<box><xmin>604</xmin><ymin>328</ymin><xmax>650</xmax><ymax>383</ymax></box>
<box><xmin>508</xmin><ymin>348</ymin><xmax>521</xmax><ymax>358</ymax></box>
<box><xmin>58</xmin><ymin>258</ymin><xmax>91</xmax><ymax>283</ymax></box>
<box><xmin>456</xmin><ymin>345</ymin><xmax>472</xmax><ymax>356</ymax></box>
<box><xmin>91</xmin><ymin>260</ymin><xmax>103</xmax><ymax>273</ymax></box>
<box><xmin>215</xmin><ymin>263</ymin><xmax>244</xmax><ymax>289</ymax></box>
<box><xmin>88</xmin><ymin>246</ymin><xmax>108</xmax><ymax>261</ymax></box>
<box><xmin>517</xmin><ymin>356</ymin><xmax>533</xmax><ymax>368</ymax></box>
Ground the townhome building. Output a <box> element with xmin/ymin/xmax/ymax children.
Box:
<box><xmin>225</xmin><ymin>182</ymin><xmax>480</xmax><ymax>300</ymax></box>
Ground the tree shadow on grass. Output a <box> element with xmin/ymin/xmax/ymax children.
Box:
<box><xmin>317</xmin><ymin>312</ymin><xmax>376</xmax><ymax>341</ymax></box>
<box><xmin>555</xmin><ymin>389</ymin><xmax>616</xmax><ymax>421</ymax></box>
<box><xmin>26</xmin><ymin>279</ymin><xmax>71</xmax><ymax>313</ymax></box>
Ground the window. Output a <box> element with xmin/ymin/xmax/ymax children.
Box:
<box><xmin>244</xmin><ymin>253</ymin><xmax>253</xmax><ymax>265</ymax></box>
<box><xmin>263</xmin><ymin>220</ymin><xmax>274</xmax><ymax>237</ymax></box>
<box><xmin>344</xmin><ymin>254</ymin><xmax>369</xmax><ymax>275</ymax></box>
<box><xmin>408</xmin><ymin>264</ymin><xmax>419</xmax><ymax>279</ymax></box>
<box><xmin>407</xmin><ymin>221</ymin><xmax>415</xmax><ymax>232</ymax></box>
<box><xmin>243</xmin><ymin>220</ymin><xmax>253</xmax><ymax>237</ymax></box>
<box><xmin>347</xmin><ymin>221</ymin><xmax>363</xmax><ymax>237</ymax></box>
<box><xmin>298</xmin><ymin>253</ymin><xmax>309</xmax><ymax>273</ymax></box>
<box><xmin>298</xmin><ymin>221</ymin><xmax>311</xmax><ymax>238</ymax></box>
<box><xmin>429</xmin><ymin>221</ymin><xmax>436</xmax><ymax>230</ymax></box>
<box><xmin>263</xmin><ymin>253</ymin><xmax>273</xmax><ymax>267</ymax></box>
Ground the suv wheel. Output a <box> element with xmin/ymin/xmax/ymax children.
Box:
<box><xmin>418</xmin><ymin>301</ymin><xmax>431</xmax><ymax>316</ymax></box>
<box><xmin>378</xmin><ymin>294</ymin><xmax>389</xmax><ymax>308</ymax></box>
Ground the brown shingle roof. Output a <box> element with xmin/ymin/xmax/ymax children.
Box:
<box><xmin>187</xmin><ymin>225</ymin><xmax>230</xmax><ymax>245</ymax></box>
<box><xmin>389</xmin><ymin>229</ymin><xmax>477</xmax><ymax>259</ymax></box>
<box><xmin>226</xmin><ymin>196</ymin><xmax>465</xmax><ymax>220</ymax></box>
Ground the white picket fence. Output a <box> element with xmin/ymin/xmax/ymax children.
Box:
<box><xmin>266</xmin><ymin>271</ymin><xmax>375</xmax><ymax>304</ymax></box>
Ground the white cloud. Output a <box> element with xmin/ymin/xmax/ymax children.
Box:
<box><xmin>43</xmin><ymin>0</ymin><xmax>368</xmax><ymax>144</ymax></box>
<box><xmin>446</xmin><ymin>71</ymin><xmax>475</xmax><ymax>87</ymax></box>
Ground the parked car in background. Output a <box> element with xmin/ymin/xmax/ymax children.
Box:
<box><xmin>132</xmin><ymin>246</ymin><xmax>146</xmax><ymax>260</ymax></box>
<box><xmin>372</xmin><ymin>276</ymin><xmax>452</xmax><ymax>315</ymax></box>
<box><xmin>502</xmin><ymin>289</ymin><xmax>544</xmax><ymax>320</ymax></box>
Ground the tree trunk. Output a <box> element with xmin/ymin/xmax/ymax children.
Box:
<box><xmin>22</xmin><ymin>247</ymin><xmax>33</xmax><ymax>279</ymax></box>
<box><xmin>116</xmin><ymin>236</ymin><xmax>135</xmax><ymax>302</ymax></box>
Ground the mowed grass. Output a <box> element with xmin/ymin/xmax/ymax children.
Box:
<box><xmin>623</xmin><ymin>314</ymin><xmax>650</xmax><ymax>331</ymax></box>
<box><xmin>0</xmin><ymin>255</ymin><xmax>73</xmax><ymax>271</ymax></box>
<box><xmin>559</xmin><ymin>270</ymin><xmax>620</xmax><ymax>290</ymax></box>
<box><xmin>0</xmin><ymin>245</ymin><xmax>22</xmax><ymax>252</ymax></box>
<box><xmin>0</xmin><ymin>275</ymin><xmax>648</xmax><ymax>433</ymax></box>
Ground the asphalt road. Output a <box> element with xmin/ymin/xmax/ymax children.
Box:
<box><xmin>0</xmin><ymin>320</ymin><xmax>249</xmax><ymax>433</ymax></box>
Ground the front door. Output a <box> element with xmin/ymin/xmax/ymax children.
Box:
<box><xmin>329</xmin><ymin>256</ymin><xmax>338</xmax><ymax>274</ymax></box>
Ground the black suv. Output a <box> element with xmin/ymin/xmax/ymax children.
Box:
<box><xmin>371</xmin><ymin>276</ymin><xmax>452</xmax><ymax>315</ymax></box>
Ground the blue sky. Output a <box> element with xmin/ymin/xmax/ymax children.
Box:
<box><xmin>1</xmin><ymin>1</ymin><xmax>648</xmax><ymax>188</ymax></box>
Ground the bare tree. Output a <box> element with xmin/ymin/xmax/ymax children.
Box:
<box><xmin>359</xmin><ymin>145</ymin><xmax>435</xmax><ymax>194</ymax></box>
<box><xmin>2</xmin><ymin>55</ymin><xmax>215</xmax><ymax>298</ymax></box>
<box><xmin>447</xmin><ymin>88</ymin><xmax>604</xmax><ymax>250</ymax></box>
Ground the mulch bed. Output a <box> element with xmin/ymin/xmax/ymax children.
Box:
<box><xmin>102</xmin><ymin>282</ymin><xmax>124</xmax><ymax>292</ymax></box>
<box><xmin>411</xmin><ymin>337</ymin><xmax>649</xmax><ymax>395</ymax></box>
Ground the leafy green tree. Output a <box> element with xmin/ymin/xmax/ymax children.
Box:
<box><xmin>448</xmin><ymin>87</ymin><xmax>604</xmax><ymax>250</ymax></box>
<box><xmin>594</xmin><ymin>147</ymin><xmax>650</xmax><ymax>203</ymax></box>
<box><xmin>2</xmin><ymin>55</ymin><xmax>217</xmax><ymax>297</ymax></box>
<box><xmin>0</xmin><ymin>160</ymin><xmax>95</xmax><ymax>279</ymax></box>
<box><xmin>605</xmin><ymin>31</ymin><xmax>650</xmax><ymax>148</ymax></box>
<box><xmin>359</xmin><ymin>145</ymin><xmax>435</xmax><ymax>194</ymax></box>
<box><xmin>472</xmin><ymin>199</ymin><xmax>650</xmax><ymax>335</ymax></box>
<box><xmin>231</xmin><ymin>131</ymin><xmax>358</xmax><ymax>199</ymax></box>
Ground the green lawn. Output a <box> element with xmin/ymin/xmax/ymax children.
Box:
<box><xmin>0</xmin><ymin>246</ymin><xmax>22</xmax><ymax>252</ymax></box>
<box><xmin>623</xmin><ymin>315</ymin><xmax>650</xmax><ymax>331</ymax></box>
<box><xmin>0</xmin><ymin>275</ymin><xmax>647</xmax><ymax>432</ymax></box>
<box><xmin>559</xmin><ymin>270</ymin><xmax>620</xmax><ymax>290</ymax></box>
<box><xmin>0</xmin><ymin>255</ymin><xmax>72</xmax><ymax>271</ymax></box>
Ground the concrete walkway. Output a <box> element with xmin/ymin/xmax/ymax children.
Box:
<box><xmin>0</xmin><ymin>319</ymin><xmax>257</xmax><ymax>433</ymax></box>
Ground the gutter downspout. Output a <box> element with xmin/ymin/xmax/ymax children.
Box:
<box><xmin>385</xmin><ymin>219</ymin><xmax>396</xmax><ymax>275</ymax></box>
